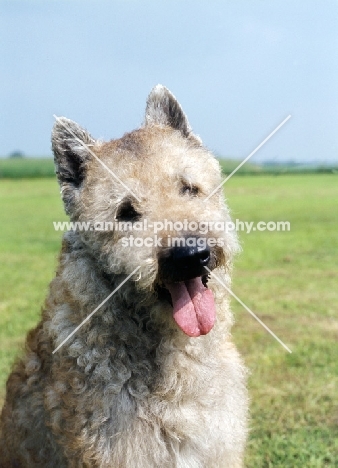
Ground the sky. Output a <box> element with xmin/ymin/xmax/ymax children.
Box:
<box><xmin>0</xmin><ymin>0</ymin><xmax>337</xmax><ymax>163</ymax></box>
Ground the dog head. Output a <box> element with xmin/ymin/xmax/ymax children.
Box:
<box><xmin>52</xmin><ymin>85</ymin><xmax>238</xmax><ymax>336</ymax></box>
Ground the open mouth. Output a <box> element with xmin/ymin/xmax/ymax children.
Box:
<box><xmin>156</xmin><ymin>273</ymin><xmax>215</xmax><ymax>337</ymax></box>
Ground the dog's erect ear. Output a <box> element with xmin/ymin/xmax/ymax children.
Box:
<box><xmin>52</xmin><ymin>117</ymin><xmax>95</xmax><ymax>187</ymax></box>
<box><xmin>145</xmin><ymin>85</ymin><xmax>192</xmax><ymax>137</ymax></box>
<box><xmin>52</xmin><ymin>117</ymin><xmax>95</xmax><ymax>214</ymax></box>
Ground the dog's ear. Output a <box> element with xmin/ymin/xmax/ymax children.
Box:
<box><xmin>145</xmin><ymin>85</ymin><xmax>193</xmax><ymax>138</ymax></box>
<box><xmin>52</xmin><ymin>117</ymin><xmax>95</xmax><ymax>215</ymax></box>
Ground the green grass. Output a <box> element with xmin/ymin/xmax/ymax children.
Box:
<box><xmin>219</xmin><ymin>158</ymin><xmax>338</xmax><ymax>175</ymax></box>
<box><xmin>0</xmin><ymin>175</ymin><xmax>337</xmax><ymax>466</ymax></box>
<box><xmin>0</xmin><ymin>179</ymin><xmax>67</xmax><ymax>384</ymax></box>
<box><xmin>0</xmin><ymin>157</ymin><xmax>55</xmax><ymax>178</ymax></box>
<box><xmin>226</xmin><ymin>175</ymin><xmax>338</xmax><ymax>466</ymax></box>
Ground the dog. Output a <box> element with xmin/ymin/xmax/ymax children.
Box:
<box><xmin>0</xmin><ymin>85</ymin><xmax>248</xmax><ymax>467</ymax></box>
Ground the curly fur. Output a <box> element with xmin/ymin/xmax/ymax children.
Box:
<box><xmin>0</xmin><ymin>85</ymin><xmax>248</xmax><ymax>467</ymax></box>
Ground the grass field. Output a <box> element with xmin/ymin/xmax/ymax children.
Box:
<box><xmin>0</xmin><ymin>175</ymin><xmax>337</xmax><ymax>466</ymax></box>
<box><xmin>0</xmin><ymin>157</ymin><xmax>55</xmax><ymax>178</ymax></box>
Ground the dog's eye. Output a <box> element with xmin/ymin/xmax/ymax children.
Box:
<box><xmin>180</xmin><ymin>184</ymin><xmax>199</xmax><ymax>197</ymax></box>
<box><xmin>116</xmin><ymin>201</ymin><xmax>141</xmax><ymax>222</ymax></box>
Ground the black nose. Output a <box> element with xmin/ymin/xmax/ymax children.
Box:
<box><xmin>159</xmin><ymin>239</ymin><xmax>211</xmax><ymax>283</ymax></box>
<box><xmin>171</xmin><ymin>244</ymin><xmax>210</xmax><ymax>270</ymax></box>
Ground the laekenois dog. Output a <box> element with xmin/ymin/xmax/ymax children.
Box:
<box><xmin>0</xmin><ymin>85</ymin><xmax>248</xmax><ymax>467</ymax></box>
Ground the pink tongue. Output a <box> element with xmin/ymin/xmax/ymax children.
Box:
<box><xmin>166</xmin><ymin>277</ymin><xmax>215</xmax><ymax>337</ymax></box>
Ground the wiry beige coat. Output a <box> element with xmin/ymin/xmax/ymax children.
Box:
<box><xmin>0</xmin><ymin>86</ymin><xmax>248</xmax><ymax>467</ymax></box>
